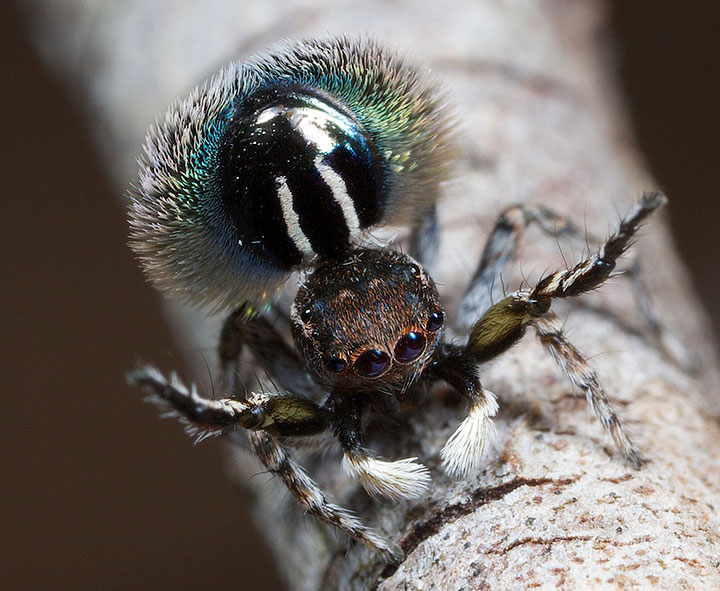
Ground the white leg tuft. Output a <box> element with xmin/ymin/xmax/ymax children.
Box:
<box><xmin>342</xmin><ymin>454</ymin><xmax>431</xmax><ymax>501</ymax></box>
<box><xmin>441</xmin><ymin>390</ymin><xmax>499</xmax><ymax>478</ymax></box>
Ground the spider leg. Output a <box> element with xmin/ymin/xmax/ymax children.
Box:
<box><xmin>533</xmin><ymin>311</ymin><xmax>644</xmax><ymax>468</ymax></box>
<box><xmin>463</xmin><ymin>192</ymin><xmax>665</xmax><ymax>467</ymax></box>
<box><xmin>127</xmin><ymin>366</ymin><xmax>329</xmax><ymax>442</ymax></box>
<box><xmin>430</xmin><ymin>203</ymin><xmax>595</xmax><ymax>476</ymax></box>
<box><xmin>128</xmin><ymin>367</ymin><xmax>401</xmax><ymax>561</ymax></box>
<box><xmin>426</xmin><ymin>345</ymin><xmax>499</xmax><ymax>477</ymax></box>
<box><xmin>408</xmin><ymin>202</ymin><xmax>440</xmax><ymax>273</ymax></box>
<box><xmin>219</xmin><ymin>303</ymin><xmax>318</xmax><ymax>398</ymax></box>
<box><xmin>250</xmin><ymin>431</ymin><xmax>402</xmax><ymax>563</ymax></box>
<box><xmin>458</xmin><ymin>194</ymin><xmax>686</xmax><ymax>371</ymax></box>
<box><xmin>457</xmin><ymin>202</ymin><xmax>580</xmax><ymax>330</ymax></box>
<box><xmin>330</xmin><ymin>394</ymin><xmax>431</xmax><ymax>501</ymax></box>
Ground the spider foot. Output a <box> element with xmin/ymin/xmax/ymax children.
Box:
<box><xmin>441</xmin><ymin>390</ymin><xmax>499</xmax><ymax>478</ymax></box>
<box><xmin>342</xmin><ymin>453</ymin><xmax>431</xmax><ymax>501</ymax></box>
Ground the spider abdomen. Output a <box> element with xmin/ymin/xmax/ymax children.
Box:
<box><xmin>129</xmin><ymin>37</ymin><xmax>456</xmax><ymax>310</ymax></box>
<box><xmin>218</xmin><ymin>88</ymin><xmax>383</xmax><ymax>268</ymax></box>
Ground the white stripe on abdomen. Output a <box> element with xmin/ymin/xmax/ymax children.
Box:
<box><xmin>316</xmin><ymin>157</ymin><xmax>361</xmax><ymax>239</ymax></box>
<box><xmin>277</xmin><ymin>177</ymin><xmax>315</xmax><ymax>259</ymax></box>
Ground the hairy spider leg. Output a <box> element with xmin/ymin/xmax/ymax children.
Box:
<box><xmin>457</xmin><ymin>202</ymin><xmax>581</xmax><ymax>329</ymax></box>
<box><xmin>219</xmin><ymin>303</ymin><xmax>319</xmax><ymax>399</ymax></box>
<box><xmin>330</xmin><ymin>393</ymin><xmax>432</xmax><ymax>501</ymax></box>
<box><xmin>457</xmin><ymin>195</ymin><xmax>688</xmax><ymax>372</ymax></box>
<box><xmin>533</xmin><ymin>311</ymin><xmax>644</xmax><ymax>468</ymax></box>
<box><xmin>426</xmin><ymin>345</ymin><xmax>499</xmax><ymax>477</ymax></box>
<box><xmin>128</xmin><ymin>366</ymin><xmax>329</xmax><ymax>441</ymax></box>
<box><xmin>429</xmin><ymin>198</ymin><xmax>651</xmax><ymax>476</ymax></box>
<box><xmin>250</xmin><ymin>431</ymin><xmax>403</xmax><ymax>563</ymax></box>
<box><xmin>462</xmin><ymin>191</ymin><xmax>667</xmax><ymax>469</ymax></box>
<box><xmin>127</xmin><ymin>366</ymin><xmax>402</xmax><ymax>561</ymax></box>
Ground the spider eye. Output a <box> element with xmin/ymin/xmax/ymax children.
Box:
<box><xmin>324</xmin><ymin>356</ymin><xmax>347</xmax><ymax>373</ymax></box>
<box><xmin>394</xmin><ymin>332</ymin><xmax>426</xmax><ymax>363</ymax></box>
<box><xmin>300</xmin><ymin>308</ymin><xmax>312</xmax><ymax>323</ymax></box>
<box><xmin>354</xmin><ymin>349</ymin><xmax>390</xmax><ymax>377</ymax></box>
<box><xmin>426</xmin><ymin>310</ymin><xmax>444</xmax><ymax>332</ymax></box>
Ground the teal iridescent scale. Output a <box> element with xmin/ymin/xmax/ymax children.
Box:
<box><xmin>129</xmin><ymin>37</ymin><xmax>455</xmax><ymax>310</ymax></box>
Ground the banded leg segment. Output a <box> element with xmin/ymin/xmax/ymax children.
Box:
<box><xmin>331</xmin><ymin>395</ymin><xmax>431</xmax><ymax>501</ymax></box>
<box><xmin>128</xmin><ymin>368</ymin><xmax>404</xmax><ymax>562</ymax></box>
<box><xmin>250</xmin><ymin>431</ymin><xmax>402</xmax><ymax>563</ymax></box>
<box><xmin>466</xmin><ymin>192</ymin><xmax>667</xmax><ymax>364</ymax></box>
<box><xmin>128</xmin><ymin>366</ymin><xmax>329</xmax><ymax>441</ymax></box>
<box><xmin>458</xmin><ymin>192</ymin><xmax>674</xmax><ymax>358</ymax></box>
<box><xmin>533</xmin><ymin>313</ymin><xmax>645</xmax><ymax>468</ymax></box>
<box><xmin>530</xmin><ymin>192</ymin><xmax>666</xmax><ymax>301</ymax></box>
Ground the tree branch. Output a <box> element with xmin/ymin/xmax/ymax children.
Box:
<box><xmin>25</xmin><ymin>0</ymin><xmax>720</xmax><ymax>588</ymax></box>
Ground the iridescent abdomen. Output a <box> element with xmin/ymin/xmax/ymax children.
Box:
<box><xmin>129</xmin><ymin>37</ymin><xmax>456</xmax><ymax>310</ymax></box>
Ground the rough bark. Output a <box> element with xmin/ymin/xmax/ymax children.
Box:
<box><xmin>24</xmin><ymin>0</ymin><xmax>720</xmax><ymax>589</ymax></box>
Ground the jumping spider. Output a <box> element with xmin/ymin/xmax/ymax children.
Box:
<box><xmin>127</xmin><ymin>36</ymin><xmax>666</xmax><ymax>563</ymax></box>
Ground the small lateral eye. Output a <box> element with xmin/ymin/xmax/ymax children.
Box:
<box><xmin>394</xmin><ymin>331</ymin><xmax>426</xmax><ymax>363</ymax></box>
<box><xmin>409</xmin><ymin>264</ymin><xmax>421</xmax><ymax>277</ymax></box>
<box><xmin>324</xmin><ymin>356</ymin><xmax>348</xmax><ymax>373</ymax></box>
<box><xmin>354</xmin><ymin>349</ymin><xmax>390</xmax><ymax>377</ymax></box>
<box><xmin>300</xmin><ymin>308</ymin><xmax>312</xmax><ymax>323</ymax></box>
<box><xmin>426</xmin><ymin>310</ymin><xmax>444</xmax><ymax>332</ymax></box>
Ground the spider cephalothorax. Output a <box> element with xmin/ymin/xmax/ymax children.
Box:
<box><xmin>127</xmin><ymin>36</ymin><xmax>668</xmax><ymax>564</ymax></box>
<box><xmin>291</xmin><ymin>248</ymin><xmax>444</xmax><ymax>393</ymax></box>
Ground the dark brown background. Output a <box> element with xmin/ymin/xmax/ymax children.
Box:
<box><xmin>2</xmin><ymin>4</ymin><xmax>717</xmax><ymax>590</ymax></box>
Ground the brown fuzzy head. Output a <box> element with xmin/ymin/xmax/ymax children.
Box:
<box><xmin>291</xmin><ymin>249</ymin><xmax>445</xmax><ymax>394</ymax></box>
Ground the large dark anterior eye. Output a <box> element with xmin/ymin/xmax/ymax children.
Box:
<box><xmin>426</xmin><ymin>310</ymin><xmax>444</xmax><ymax>332</ymax></box>
<box><xmin>324</xmin><ymin>356</ymin><xmax>347</xmax><ymax>373</ymax></box>
<box><xmin>394</xmin><ymin>332</ymin><xmax>426</xmax><ymax>363</ymax></box>
<box><xmin>354</xmin><ymin>349</ymin><xmax>390</xmax><ymax>377</ymax></box>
